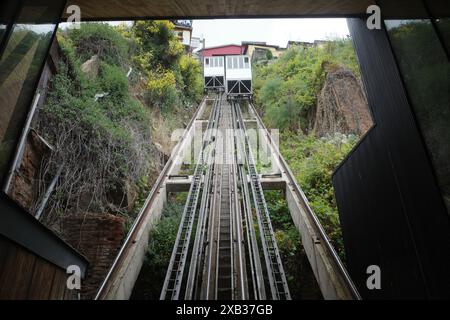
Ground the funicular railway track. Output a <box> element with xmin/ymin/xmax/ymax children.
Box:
<box><xmin>160</xmin><ymin>95</ymin><xmax>290</xmax><ymax>300</ymax></box>
<box><xmin>160</xmin><ymin>94</ymin><xmax>221</xmax><ymax>300</ymax></box>
<box><xmin>96</xmin><ymin>41</ymin><xmax>358</xmax><ymax>300</ymax></box>
<box><xmin>96</xmin><ymin>95</ymin><xmax>359</xmax><ymax>301</ymax></box>
<box><xmin>209</xmin><ymin>103</ymin><xmax>235</xmax><ymax>299</ymax></box>
<box><xmin>233</xmin><ymin>102</ymin><xmax>290</xmax><ymax>300</ymax></box>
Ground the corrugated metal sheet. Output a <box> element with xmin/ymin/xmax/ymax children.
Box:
<box><xmin>200</xmin><ymin>45</ymin><xmax>243</xmax><ymax>57</ymax></box>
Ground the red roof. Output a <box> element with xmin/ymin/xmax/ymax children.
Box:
<box><xmin>199</xmin><ymin>44</ymin><xmax>243</xmax><ymax>57</ymax></box>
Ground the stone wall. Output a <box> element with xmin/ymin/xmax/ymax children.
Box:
<box><xmin>8</xmin><ymin>129</ymin><xmax>51</xmax><ymax>213</ymax></box>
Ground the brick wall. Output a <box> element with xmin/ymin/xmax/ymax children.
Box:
<box><xmin>61</xmin><ymin>213</ymin><xmax>125</xmax><ymax>299</ymax></box>
<box><xmin>8</xmin><ymin>129</ymin><xmax>51</xmax><ymax>213</ymax></box>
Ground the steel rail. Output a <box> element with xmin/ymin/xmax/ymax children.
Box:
<box><xmin>235</xmin><ymin>101</ymin><xmax>291</xmax><ymax>300</ymax></box>
<box><xmin>214</xmin><ymin>104</ymin><xmax>234</xmax><ymax>299</ymax></box>
<box><xmin>233</xmin><ymin>103</ymin><xmax>266</xmax><ymax>300</ymax></box>
<box><xmin>203</xmin><ymin>98</ymin><xmax>225</xmax><ymax>299</ymax></box>
<box><xmin>160</xmin><ymin>94</ymin><xmax>221</xmax><ymax>300</ymax></box>
<box><xmin>229</xmin><ymin>104</ymin><xmax>251</xmax><ymax>300</ymax></box>
<box><xmin>203</xmin><ymin>148</ymin><xmax>221</xmax><ymax>299</ymax></box>
<box><xmin>95</xmin><ymin>96</ymin><xmax>208</xmax><ymax>300</ymax></box>
<box><xmin>231</xmin><ymin>137</ymin><xmax>247</xmax><ymax>300</ymax></box>
<box><xmin>248</xmin><ymin>102</ymin><xmax>361</xmax><ymax>300</ymax></box>
<box><xmin>184</xmin><ymin>95</ymin><xmax>221</xmax><ymax>299</ymax></box>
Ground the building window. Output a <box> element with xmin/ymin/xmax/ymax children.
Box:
<box><xmin>227</xmin><ymin>57</ymin><xmax>232</xmax><ymax>69</ymax></box>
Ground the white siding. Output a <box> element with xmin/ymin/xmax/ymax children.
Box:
<box><xmin>204</xmin><ymin>56</ymin><xmax>225</xmax><ymax>77</ymax></box>
<box><xmin>225</xmin><ymin>55</ymin><xmax>252</xmax><ymax>80</ymax></box>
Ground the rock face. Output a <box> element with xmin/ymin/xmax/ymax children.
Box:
<box><xmin>80</xmin><ymin>55</ymin><xmax>100</xmax><ymax>79</ymax></box>
<box><xmin>312</xmin><ymin>69</ymin><xmax>373</xmax><ymax>137</ymax></box>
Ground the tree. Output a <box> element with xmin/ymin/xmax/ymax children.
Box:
<box><xmin>132</xmin><ymin>20</ymin><xmax>184</xmax><ymax>69</ymax></box>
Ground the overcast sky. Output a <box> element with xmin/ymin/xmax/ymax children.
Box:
<box><xmin>192</xmin><ymin>18</ymin><xmax>350</xmax><ymax>48</ymax></box>
<box><xmin>67</xmin><ymin>18</ymin><xmax>350</xmax><ymax>49</ymax></box>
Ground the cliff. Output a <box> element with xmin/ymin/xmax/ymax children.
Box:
<box><xmin>312</xmin><ymin>68</ymin><xmax>372</xmax><ymax>137</ymax></box>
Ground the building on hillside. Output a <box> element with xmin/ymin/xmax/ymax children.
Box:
<box><xmin>190</xmin><ymin>36</ymin><xmax>204</xmax><ymax>51</ymax></box>
<box><xmin>198</xmin><ymin>42</ymin><xmax>284</xmax><ymax>62</ymax></box>
<box><xmin>287</xmin><ymin>40</ymin><xmax>315</xmax><ymax>49</ymax></box>
<box><xmin>314</xmin><ymin>40</ymin><xmax>330</xmax><ymax>48</ymax></box>
<box><xmin>241</xmin><ymin>41</ymin><xmax>285</xmax><ymax>62</ymax></box>
<box><xmin>287</xmin><ymin>40</ymin><xmax>330</xmax><ymax>49</ymax></box>
<box><xmin>171</xmin><ymin>20</ymin><xmax>193</xmax><ymax>50</ymax></box>
<box><xmin>197</xmin><ymin>44</ymin><xmax>244</xmax><ymax>57</ymax></box>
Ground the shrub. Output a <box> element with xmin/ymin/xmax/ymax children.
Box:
<box><xmin>145</xmin><ymin>69</ymin><xmax>179</xmax><ymax>111</ymax></box>
<box><xmin>265</xmin><ymin>190</ymin><xmax>322</xmax><ymax>299</ymax></box>
<box><xmin>37</xmin><ymin>33</ymin><xmax>151</xmax><ymax>224</ymax></box>
<box><xmin>98</xmin><ymin>63</ymin><xmax>129</xmax><ymax>102</ymax></box>
<box><xmin>125</xmin><ymin>20</ymin><xmax>203</xmax><ymax>111</ymax></box>
<box><xmin>130</xmin><ymin>199</ymin><xmax>184</xmax><ymax>299</ymax></box>
<box><xmin>132</xmin><ymin>20</ymin><xmax>184</xmax><ymax>69</ymax></box>
<box><xmin>66</xmin><ymin>23</ymin><xmax>130</xmax><ymax>66</ymax></box>
<box><xmin>179</xmin><ymin>54</ymin><xmax>203</xmax><ymax>103</ymax></box>
<box><xmin>253</xmin><ymin>39</ymin><xmax>361</xmax><ymax>260</ymax></box>
<box><xmin>254</xmin><ymin>38</ymin><xmax>359</xmax><ymax>132</ymax></box>
<box><xmin>280</xmin><ymin>132</ymin><xmax>356</xmax><ymax>259</ymax></box>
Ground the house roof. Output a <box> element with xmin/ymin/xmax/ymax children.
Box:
<box><xmin>197</xmin><ymin>44</ymin><xmax>242</xmax><ymax>52</ymax></box>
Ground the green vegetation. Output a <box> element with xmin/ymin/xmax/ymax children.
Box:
<box><xmin>265</xmin><ymin>191</ymin><xmax>322</xmax><ymax>299</ymax></box>
<box><xmin>254</xmin><ymin>39</ymin><xmax>359</xmax><ymax>132</ymax></box>
<box><xmin>254</xmin><ymin>39</ymin><xmax>361</xmax><ymax>259</ymax></box>
<box><xmin>280</xmin><ymin>133</ymin><xmax>357</xmax><ymax>258</ymax></box>
<box><xmin>132</xmin><ymin>21</ymin><xmax>203</xmax><ymax>111</ymax></box>
<box><xmin>131</xmin><ymin>193</ymin><xmax>186</xmax><ymax>299</ymax></box>
<box><xmin>36</xmin><ymin>22</ymin><xmax>202</xmax><ymax>228</ymax></box>
<box><xmin>66</xmin><ymin>23</ymin><xmax>130</xmax><ymax>67</ymax></box>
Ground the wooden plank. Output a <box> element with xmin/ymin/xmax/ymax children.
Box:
<box><xmin>49</xmin><ymin>269</ymin><xmax>68</xmax><ymax>300</ymax></box>
<box><xmin>0</xmin><ymin>246</ymin><xmax>36</xmax><ymax>299</ymax></box>
<box><xmin>64</xmin><ymin>285</ymin><xmax>77</xmax><ymax>300</ymax></box>
<box><xmin>62</xmin><ymin>0</ymin><xmax>374</xmax><ymax>19</ymax></box>
<box><xmin>0</xmin><ymin>237</ymin><xmax>13</xmax><ymax>275</ymax></box>
<box><xmin>27</xmin><ymin>259</ymin><xmax>57</xmax><ymax>299</ymax></box>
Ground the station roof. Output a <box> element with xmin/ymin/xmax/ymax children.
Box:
<box><xmin>198</xmin><ymin>44</ymin><xmax>244</xmax><ymax>57</ymax></box>
<box><xmin>62</xmin><ymin>0</ymin><xmax>449</xmax><ymax>20</ymax></box>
